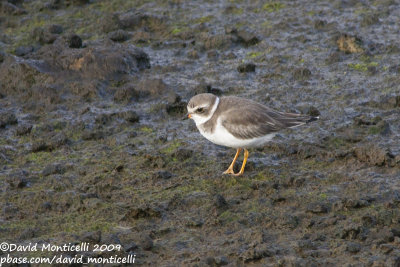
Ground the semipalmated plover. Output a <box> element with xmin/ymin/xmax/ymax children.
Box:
<box><xmin>187</xmin><ymin>93</ymin><xmax>319</xmax><ymax>176</ymax></box>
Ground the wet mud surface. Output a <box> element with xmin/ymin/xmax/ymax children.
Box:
<box><xmin>1</xmin><ymin>0</ymin><xmax>400</xmax><ymax>266</ymax></box>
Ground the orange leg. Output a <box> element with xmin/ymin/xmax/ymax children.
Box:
<box><xmin>223</xmin><ymin>148</ymin><xmax>242</xmax><ymax>175</ymax></box>
<box><xmin>233</xmin><ymin>149</ymin><xmax>249</xmax><ymax>176</ymax></box>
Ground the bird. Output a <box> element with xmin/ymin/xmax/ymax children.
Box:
<box><xmin>187</xmin><ymin>93</ymin><xmax>319</xmax><ymax>176</ymax></box>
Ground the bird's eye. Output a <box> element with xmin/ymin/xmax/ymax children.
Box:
<box><xmin>197</xmin><ymin>107</ymin><xmax>204</xmax><ymax>113</ymax></box>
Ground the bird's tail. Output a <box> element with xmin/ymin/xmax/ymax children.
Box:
<box><xmin>283</xmin><ymin>114</ymin><xmax>319</xmax><ymax>129</ymax></box>
<box><xmin>306</xmin><ymin>116</ymin><xmax>319</xmax><ymax>123</ymax></box>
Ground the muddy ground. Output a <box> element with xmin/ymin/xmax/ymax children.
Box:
<box><xmin>1</xmin><ymin>0</ymin><xmax>400</xmax><ymax>266</ymax></box>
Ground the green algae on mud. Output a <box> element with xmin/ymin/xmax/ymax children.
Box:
<box><xmin>262</xmin><ymin>2</ymin><xmax>286</xmax><ymax>12</ymax></box>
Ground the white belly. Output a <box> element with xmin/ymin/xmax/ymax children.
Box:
<box><xmin>197</xmin><ymin>120</ymin><xmax>276</xmax><ymax>148</ymax></box>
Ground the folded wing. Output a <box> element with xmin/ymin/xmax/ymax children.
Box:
<box><xmin>220</xmin><ymin>100</ymin><xmax>315</xmax><ymax>140</ymax></box>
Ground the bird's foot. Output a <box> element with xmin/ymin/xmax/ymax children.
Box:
<box><xmin>232</xmin><ymin>170</ymin><xmax>244</xmax><ymax>176</ymax></box>
<box><xmin>223</xmin><ymin>167</ymin><xmax>244</xmax><ymax>176</ymax></box>
<box><xmin>222</xmin><ymin>167</ymin><xmax>235</xmax><ymax>175</ymax></box>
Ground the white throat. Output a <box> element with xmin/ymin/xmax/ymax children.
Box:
<box><xmin>194</xmin><ymin>97</ymin><xmax>220</xmax><ymax>126</ymax></box>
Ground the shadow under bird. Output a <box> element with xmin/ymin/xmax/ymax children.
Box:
<box><xmin>187</xmin><ymin>93</ymin><xmax>319</xmax><ymax>176</ymax></box>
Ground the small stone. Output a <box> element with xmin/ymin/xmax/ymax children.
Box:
<box><xmin>205</xmin><ymin>257</ymin><xmax>216</xmax><ymax>266</ymax></box>
<box><xmin>368</xmin><ymin>65</ymin><xmax>378</xmax><ymax>75</ymax></box>
<box><xmin>0</xmin><ymin>112</ymin><xmax>18</xmax><ymax>127</ymax></box>
<box><xmin>19</xmin><ymin>228</ymin><xmax>37</xmax><ymax>240</ymax></box>
<box><xmin>361</xmin><ymin>12</ymin><xmax>379</xmax><ymax>26</ymax></box>
<box><xmin>306</xmin><ymin>202</ymin><xmax>328</xmax><ymax>214</ymax></box>
<box><xmin>48</xmin><ymin>24</ymin><xmax>63</xmax><ymax>34</ymax></box>
<box><xmin>118</xmin><ymin>11</ymin><xmax>163</xmax><ymax>31</ymax></box>
<box><xmin>124</xmin><ymin>242</ymin><xmax>138</xmax><ymax>252</ymax></box>
<box><xmin>154</xmin><ymin>170</ymin><xmax>173</xmax><ymax>180</ymax></box>
<box><xmin>100</xmin><ymin>13</ymin><xmax>121</xmax><ymax>33</ymax></box>
<box><xmin>271</xmin><ymin>194</ymin><xmax>286</xmax><ymax>203</ymax></box>
<box><xmin>6</xmin><ymin>176</ymin><xmax>27</xmax><ymax>189</ymax></box>
<box><xmin>184</xmin><ymin>217</ymin><xmax>204</xmax><ymax>227</ymax></box>
<box><xmin>294</xmin><ymin>177</ymin><xmax>305</xmax><ymax>187</ymax></box>
<box><xmin>82</xmin><ymin>129</ymin><xmax>104</xmax><ymax>140</ymax></box>
<box><xmin>391</xmin><ymin>256</ymin><xmax>400</xmax><ymax>266</ymax></box>
<box><xmin>187</xmin><ymin>49</ymin><xmax>199</xmax><ymax>59</ymax></box>
<box><xmin>124</xmin><ymin>205</ymin><xmax>162</xmax><ymax>219</ymax></box>
<box><xmin>40</xmin><ymin>202</ymin><xmax>52</xmax><ymax>211</ymax></box>
<box><xmin>174</xmin><ymin>148</ymin><xmax>193</xmax><ymax>160</ymax></box>
<box><xmin>314</xmin><ymin>19</ymin><xmax>327</xmax><ymax>29</ymax></box>
<box><xmin>207</xmin><ymin>50</ymin><xmax>218</xmax><ymax>60</ymax></box>
<box><xmin>42</xmin><ymin>163</ymin><xmax>66</xmax><ymax>176</ymax></box>
<box><xmin>138</xmin><ymin>78</ymin><xmax>170</xmax><ymax>97</ymax></box>
<box><xmin>43</xmin><ymin>0</ymin><xmax>62</xmax><ymax>9</ymax></box>
<box><xmin>344</xmin><ymin>198</ymin><xmax>369</xmax><ymax>209</ymax></box>
<box><xmin>354</xmin><ymin>145</ymin><xmax>391</xmax><ymax>166</ymax></box>
<box><xmin>354</xmin><ymin>115</ymin><xmax>377</xmax><ymax>126</ymax></box>
<box><xmin>238</xmin><ymin>63</ymin><xmax>256</xmax><ymax>73</ymax></box>
<box><xmin>81</xmin><ymin>231</ymin><xmax>102</xmax><ymax>243</ymax></box>
<box><xmin>113</xmin><ymin>84</ymin><xmax>139</xmax><ymax>103</ymax></box>
<box><xmin>132</xmin><ymin>30</ymin><xmax>152</xmax><ymax>43</ymax></box>
<box><xmin>0</xmin><ymin>1</ymin><xmax>26</xmax><ymax>15</ymax></box>
<box><xmin>387</xmin><ymin>95</ymin><xmax>400</xmax><ymax>108</ymax></box>
<box><xmin>295</xmin><ymin>240</ymin><xmax>317</xmax><ymax>252</ymax></box>
<box><xmin>215</xmin><ymin>194</ymin><xmax>228</xmax><ymax>209</ymax></box>
<box><xmin>166</xmin><ymin>101</ymin><xmax>187</xmax><ymax>116</ymax></box>
<box><xmin>166</xmin><ymin>93</ymin><xmax>181</xmax><ymax>105</ymax></box>
<box><xmin>223</xmin><ymin>52</ymin><xmax>236</xmax><ymax>59</ymax></box>
<box><xmin>15</xmin><ymin>46</ymin><xmax>34</xmax><ymax>56</ymax></box>
<box><xmin>69</xmin><ymin>0</ymin><xmax>90</xmax><ymax>5</ymax></box>
<box><xmin>379</xmin><ymin>244</ymin><xmax>394</xmax><ymax>254</ymax></box>
<box><xmin>215</xmin><ymin>256</ymin><xmax>229</xmax><ymax>266</ymax></box>
<box><xmin>0</xmin><ymin>51</ymin><xmax>5</xmax><ymax>63</ymax></box>
<box><xmin>32</xmin><ymin>27</ymin><xmax>57</xmax><ymax>44</ymax></box>
<box><xmin>374</xmin><ymin>120</ymin><xmax>391</xmax><ymax>135</ymax></box>
<box><xmin>48</xmin><ymin>132</ymin><xmax>68</xmax><ymax>150</ymax></box>
<box><xmin>392</xmin><ymin>228</ymin><xmax>400</xmax><ymax>238</ymax></box>
<box><xmin>114</xmin><ymin>165</ymin><xmax>124</xmax><ymax>172</ymax></box>
<box><xmin>31</xmin><ymin>141</ymin><xmax>48</xmax><ymax>152</ymax></box>
<box><xmin>241</xmin><ymin>244</ymin><xmax>274</xmax><ymax>262</ymax></box>
<box><xmin>340</xmin><ymin>224</ymin><xmax>361</xmax><ymax>239</ymax></box>
<box><xmin>224</xmin><ymin>25</ymin><xmax>237</xmax><ymax>34</ymax></box>
<box><xmin>389</xmin><ymin>65</ymin><xmax>400</xmax><ymax>73</ymax></box>
<box><xmin>121</xmin><ymin>110</ymin><xmax>139</xmax><ymax>123</ymax></box>
<box><xmin>15</xmin><ymin>123</ymin><xmax>32</xmax><ymax>136</ymax></box>
<box><xmin>361</xmin><ymin>215</ymin><xmax>376</xmax><ymax>227</ymax></box>
<box><xmin>325</xmin><ymin>51</ymin><xmax>344</xmax><ymax>64</ymax></box>
<box><xmin>202</xmin><ymin>34</ymin><xmax>231</xmax><ymax>50</ymax></box>
<box><xmin>95</xmin><ymin>113</ymin><xmax>114</xmax><ymax>125</ymax></box>
<box><xmin>346</xmin><ymin>242</ymin><xmax>361</xmax><ymax>253</ymax></box>
<box><xmin>108</xmin><ymin>29</ymin><xmax>131</xmax><ymax>42</ymax></box>
<box><xmin>2</xmin><ymin>203</ymin><xmax>18</xmax><ymax>219</ymax></box>
<box><xmin>68</xmin><ymin>34</ymin><xmax>82</xmax><ymax>48</ymax></box>
<box><xmin>139</xmin><ymin>234</ymin><xmax>153</xmax><ymax>251</ymax></box>
<box><xmin>236</xmin><ymin>28</ymin><xmax>260</xmax><ymax>46</ymax></box>
<box><xmin>378</xmin><ymin>228</ymin><xmax>395</xmax><ymax>243</ymax></box>
<box><xmin>293</xmin><ymin>67</ymin><xmax>312</xmax><ymax>81</ymax></box>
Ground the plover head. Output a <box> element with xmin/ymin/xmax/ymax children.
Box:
<box><xmin>187</xmin><ymin>93</ymin><xmax>219</xmax><ymax>125</ymax></box>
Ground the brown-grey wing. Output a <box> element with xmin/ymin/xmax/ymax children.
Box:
<box><xmin>220</xmin><ymin>107</ymin><xmax>284</xmax><ymax>139</ymax></box>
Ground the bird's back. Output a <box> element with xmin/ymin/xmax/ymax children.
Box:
<box><xmin>209</xmin><ymin>96</ymin><xmax>317</xmax><ymax>139</ymax></box>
